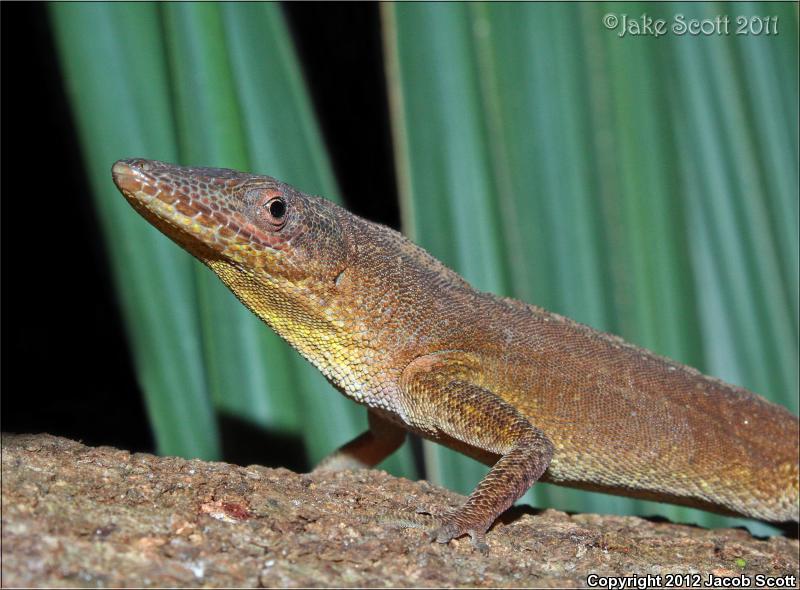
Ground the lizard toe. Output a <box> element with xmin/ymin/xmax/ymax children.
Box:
<box><xmin>428</xmin><ymin>510</ymin><xmax>491</xmax><ymax>552</ymax></box>
<box><xmin>381</xmin><ymin>505</ymin><xmax>491</xmax><ymax>552</ymax></box>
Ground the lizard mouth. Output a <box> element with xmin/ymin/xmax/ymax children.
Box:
<box><xmin>111</xmin><ymin>159</ymin><xmax>151</xmax><ymax>194</ymax></box>
<box><xmin>111</xmin><ymin>159</ymin><xmax>269</xmax><ymax>260</ymax></box>
<box><xmin>112</xmin><ymin>159</ymin><xmax>205</xmax><ymax>220</ymax></box>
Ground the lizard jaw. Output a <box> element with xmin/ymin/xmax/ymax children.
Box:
<box><xmin>111</xmin><ymin>159</ymin><xmax>273</xmax><ymax>262</ymax></box>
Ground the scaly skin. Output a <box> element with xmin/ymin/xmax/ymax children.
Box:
<box><xmin>112</xmin><ymin>159</ymin><xmax>799</xmax><ymax>550</ymax></box>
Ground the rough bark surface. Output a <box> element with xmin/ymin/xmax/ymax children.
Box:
<box><xmin>2</xmin><ymin>433</ymin><xmax>798</xmax><ymax>588</ymax></box>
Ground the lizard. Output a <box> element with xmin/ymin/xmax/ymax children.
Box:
<box><xmin>112</xmin><ymin>158</ymin><xmax>799</xmax><ymax>551</ymax></box>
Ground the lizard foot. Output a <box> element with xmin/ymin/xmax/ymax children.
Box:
<box><xmin>427</xmin><ymin>510</ymin><xmax>490</xmax><ymax>553</ymax></box>
<box><xmin>380</xmin><ymin>506</ymin><xmax>491</xmax><ymax>552</ymax></box>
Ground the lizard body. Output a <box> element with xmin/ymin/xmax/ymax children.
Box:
<box><xmin>112</xmin><ymin>159</ymin><xmax>799</xmax><ymax>548</ymax></box>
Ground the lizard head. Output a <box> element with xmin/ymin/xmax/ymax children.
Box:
<box><xmin>113</xmin><ymin>159</ymin><xmax>416</xmax><ymax>389</ymax></box>
<box><xmin>112</xmin><ymin>159</ymin><xmax>349</xmax><ymax>283</ymax></box>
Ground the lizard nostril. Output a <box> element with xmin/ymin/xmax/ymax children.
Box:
<box><xmin>129</xmin><ymin>159</ymin><xmax>153</xmax><ymax>172</ymax></box>
<box><xmin>113</xmin><ymin>159</ymin><xmax>155</xmax><ymax>177</ymax></box>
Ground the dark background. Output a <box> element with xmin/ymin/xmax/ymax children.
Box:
<box><xmin>0</xmin><ymin>3</ymin><xmax>398</xmax><ymax>458</ymax></box>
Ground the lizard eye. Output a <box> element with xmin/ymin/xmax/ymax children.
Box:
<box><xmin>264</xmin><ymin>197</ymin><xmax>287</xmax><ymax>227</ymax></box>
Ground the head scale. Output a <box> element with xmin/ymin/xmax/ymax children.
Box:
<box><xmin>111</xmin><ymin>159</ymin><xmax>348</xmax><ymax>285</ymax></box>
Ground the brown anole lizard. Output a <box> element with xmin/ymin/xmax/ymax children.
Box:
<box><xmin>112</xmin><ymin>159</ymin><xmax>799</xmax><ymax>551</ymax></box>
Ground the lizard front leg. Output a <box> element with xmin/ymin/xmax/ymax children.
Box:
<box><xmin>314</xmin><ymin>409</ymin><xmax>407</xmax><ymax>472</ymax></box>
<box><xmin>400</xmin><ymin>352</ymin><xmax>554</xmax><ymax>550</ymax></box>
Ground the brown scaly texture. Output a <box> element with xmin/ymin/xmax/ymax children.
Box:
<box><xmin>112</xmin><ymin>159</ymin><xmax>799</xmax><ymax>550</ymax></box>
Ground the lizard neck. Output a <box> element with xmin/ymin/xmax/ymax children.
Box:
<box><xmin>206</xmin><ymin>258</ymin><xmax>374</xmax><ymax>401</ymax></box>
